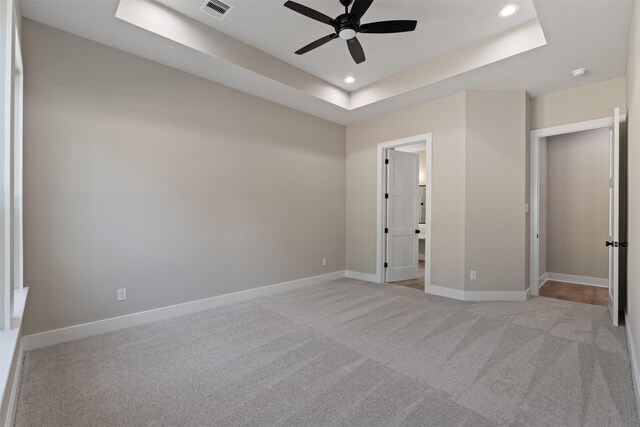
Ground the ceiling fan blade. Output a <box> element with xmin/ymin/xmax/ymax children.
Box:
<box><xmin>295</xmin><ymin>34</ymin><xmax>338</xmax><ymax>55</ymax></box>
<box><xmin>350</xmin><ymin>0</ymin><xmax>374</xmax><ymax>20</ymax></box>
<box><xmin>359</xmin><ymin>20</ymin><xmax>417</xmax><ymax>34</ymax></box>
<box><xmin>284</xmin><ymin>1</ymin><xmax>335</xmax><ymax>26</ymax></box>
<box><xmin>347</xmin><ymin>37</ymin><xmax>365</xmax><ymax>64</ymax></box>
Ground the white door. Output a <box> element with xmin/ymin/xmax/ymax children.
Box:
<box><xmin>385</xmin><ymin>149</ymin><xmax>420</xmax><ymax>282</ymax></box>
<box><xmin>608</xmin><ymin>107</ymin><xmax>620</xmax><ymax>326</ymax></box>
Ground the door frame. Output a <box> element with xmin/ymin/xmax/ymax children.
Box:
<box><xmin>376</xmin><ymin>133</ymin><xmax>432</xmax><ymax>291</ymax></box>
<box><xmin>529</xmin><ymin>116</ymin><xmax>618</xmax><ymax>297</ymax></box>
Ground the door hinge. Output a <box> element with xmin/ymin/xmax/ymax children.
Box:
<box><xmin>384</xmin><ymin>262</ymin><xmax>388</xmax><ymax>268</ymax></box>
<box><xmin>385</xmin><ymin>193</ymin><xmax>389</xmax><ymax>199</ymax></box>
<box><xmin>384</xmin><ymin>228</ymin><xmax>388</xmax><ymax>234</ymax></box>
<box><xmin>385</xmin><ymin>159</ymin><xmax>389</xmax><ymax>165</ymax></box>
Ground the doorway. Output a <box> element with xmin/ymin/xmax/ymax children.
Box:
<box><xmin>376</xmin><ymin>134</ymin><xmax>432</xmax><ymax>292</ymax></box>
<box><xmin>530</xmin><ymin>109</ymin><xmax>626</xmax><ymax>325</ymax></box>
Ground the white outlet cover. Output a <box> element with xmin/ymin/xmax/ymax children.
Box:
<box><xmin>117</xmin><ymin>288</ymin><xmax>127</xmax><ymax>301</ymax></box>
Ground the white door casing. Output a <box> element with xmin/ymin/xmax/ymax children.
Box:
<box><xmin>608</xmin><ymin>107</ymin><xmax>620</xmax><ymax>326</ymax></box>
<box><xmin>385</xmin><ymin>149</ymin><xmax>419</xmax><ymax>282</ymax></box>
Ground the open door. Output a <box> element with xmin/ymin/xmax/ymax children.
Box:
<box><xmin>385</xmin><ymin>149</ymin><xmax>420</xmax><ymax>282</ymax></box>
<box><xmin>608</xmin><ymin>107</ymin><xmax>620</xmax><ymax>326</ymax></box>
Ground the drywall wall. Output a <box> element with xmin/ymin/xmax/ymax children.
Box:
<box><xmin>22</xmin><ymin>20</ymin><xmax>346</xmax><ymax>334</ymax></box>
<box><xmin>531</xmin><ymin>77</ymin><xmax>626</xmax><ymax>129</ymax></box>
<box><xmin>464</xmin><ymin>91</ymin><xmax>528</xmax><ymax>292</ymax></box>
<box><xmin>346</xmin><ymin>93</ymin><xmax>466</xmax><ymax>290</ymax></box>
<box><xmin>545</xmin><ymin>129</ymin><xmax>610</xmax><ymax>279</ymax></box>
<box><xmin>346</xmin><ymin>91</ymin><xmax>529</xmax><ymax>294</ymax></box>
<box><xmin>539</xmin><ymin>138</ymin><xmax>547</xmax><ymax>279</ymax></box>
<box><xmin>626</xmin><ymin>0</ymin><xmax>640</xmax><ymax>405</ymax></box>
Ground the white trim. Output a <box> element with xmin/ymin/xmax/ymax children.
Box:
<box><xmin>538</xmin><ymin>272</ymin><xmax>548</xmax><ymax>286</ymax></box>
<box><xmin>425</xmin><ymin>284</ymin><xmax>466</xmax><ymax>300</ymax></box>
<box><xmin>23</xmin><ymin>271</ymin><xmax>344</xmax><ymax>351</ymax></box>
<box><xmin>531</xmin><ymin>117</ymin><xmax>613</xmax><ymax>139</ymax></box>
<box><xmin>540</xmin><ymin>272</ymin><xmax>609</xmax><ymax>288</ymax></box>
<box><xmin>426</xmin><ymin>284</ymin><xmax>528</xmax><ymax>302</ymax></box>
<box><xmin>376</xmin><ymin>133</ymin><xmax>432</xmax><ymax>290</ymax></box>
<box><xmin>0</xmin><ymin>287</ymin><xmax>27</xmax><ymax>427</ymax></box>
<box><xmin>529</xmin><ymin>116</ymin><xmax>615</xmax><ymax>297</ymax></box>
<box><xmin>625</xmin><ymin>314</ymin><xmax>640</xmax><ymax>421</ymax></box>
<box><xmin>4</xmin><ymin>340</ymin><xmax>22</xmax><ymax>427</ymax></box>
<box><xmin>345</xmin><ymin>271</ymin><xmax>380</xmax><ymax>283</ymax></box>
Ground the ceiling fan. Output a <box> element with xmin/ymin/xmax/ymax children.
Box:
<box><xmin>283</xmin><ymin>0</ymin><xmax>417</xmax><ymax>64</ymax></box>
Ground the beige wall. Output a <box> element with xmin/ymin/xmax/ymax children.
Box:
<box><xmin>22</xmin><ymin>20</ymin><xmax>346</xmax><ymax>335</ymax></box>
<box><xmin>464</xmin><ymin>91</ymin><xmax>528</xmax><ymax>292</ymax></box>
<box><xmin>346</xmin><ymin>91</ymin><xmax>529</xmax><ymax>294</ymax></box>
<box><xmin>546</xmin><ymin>129</ymin><xmax>610</xmax><ymax>279</ymax></box>
<box><xmin>531</xmin><ymin>77</ymin><xmax>627</xmax><ymax>129</ymax></box>
<box><xmin>346</xmin><ymin>93</ymin><xmax>467</xmax><ymax>289</ymax></box>
<box><xmin>626</xmin><ymin>0</ymin><xmax>640</xmax><ymax>396</ymax></box>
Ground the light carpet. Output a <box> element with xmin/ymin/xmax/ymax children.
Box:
<box><xmin>14</xmin><ymin>278</ymin><xmax>639</xmax><ymax>426</ymax></box>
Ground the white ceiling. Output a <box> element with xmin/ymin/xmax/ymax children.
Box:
<box><xmin>19</xmin><ymin>0</ymin><xmax>635</xmax><ymax>125</ymax></box>
<box><xmin>154</xmin><ymin>0</ymin><xmax>537</xmax><ymax>90</ymax></box>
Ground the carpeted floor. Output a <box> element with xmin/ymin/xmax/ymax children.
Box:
<box><xmin>14</xmin><ymin>278</ymin><xmax>639</xmax><ymax>426</ymax></box>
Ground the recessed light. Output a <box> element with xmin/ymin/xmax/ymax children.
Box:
<box><xmin>344</xmin><ymin>76</ymin><xmax>355</xmax><ymax>84</ymax></box>
<box><xmin>572</xmin><ymin>67</ymin><xmax>588</xmax><ymax>77</ymax></box>
<box><xmin>497</xmin><ymin>4</ymin><xmax>519</xmax><ymax>17</ymax></box>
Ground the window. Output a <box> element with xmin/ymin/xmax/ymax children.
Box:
<box><xmin>0</xmin><ymin>0</ymin><xmax>24</xmax><ymax>331</ymax></box>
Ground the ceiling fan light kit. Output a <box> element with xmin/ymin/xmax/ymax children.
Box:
<box><xmin>284</xmin><ymin>0</ymin><xmax>418</xmax><ymax>64</ymax></box>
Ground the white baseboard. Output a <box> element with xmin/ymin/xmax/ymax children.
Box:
<box><xmin>425</xmin><ymin>284</ymin><xmax>466</xmax><ymax>300</ymax></box>
<box><xmin>625</xmin><ymin>314</ymin><xmax>640</xmax><ymax>421</ymax></box>
<box><xmin>541</xmin><ymin>272</ymin><xmax>608</xmax><ymax>288</ymax></box>
<box><xmin>426</xmin><ymin>284</ymin><xmax>528</xmax><ymax>302</ymax></box>
<box><xmin>23</xmin><ymin>270</ymin><xmax>345</xmax><ymax>351</ymax></box>
<box><xmin>345</xmin><ymin>271</ymin><xmax>380</xmax><ymax>283</ymax></box>
<box><xmin>4</xmin><ymin>340</ymin><xmax>24</xmax><ymax>427</ymax></box>
<box><xmin>539</xmin><ymin>273</ymin><xmax>548</xmax><ymax>286</ymax></box>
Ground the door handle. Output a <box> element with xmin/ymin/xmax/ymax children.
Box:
<box><xmin>415</xmin><ymin>230</ymin><xmax>420</xmax><ymax>234</ymax></box>
<box><xmin>620</xmin><ymin>242</ymin><xmax>628</xmax><ymax>248</ymax></box>
<box><xmin>606</xmin><ymin>241</ymin><xmax>614</xmax><ymax>247</ymax></box>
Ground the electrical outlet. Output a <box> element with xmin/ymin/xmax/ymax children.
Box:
<box><xmin>470</xmin><ymin>271</ymin><xmax>477</xmax><ymax>280</ymax></box>
<box><xmin>117</xmin><ymin>288</ymin><xmax>127</xmax><ymax>301</ymax></box>
<box><xmin>322</xmin><ymin>258</ymin><xmax>327</xmax><ymax>266</ymax></box>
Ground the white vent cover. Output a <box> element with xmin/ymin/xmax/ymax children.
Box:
<box><xmin>200</xmin><ymin>0</ymin><xmax>233</xmax><ymax>20</ymax></box>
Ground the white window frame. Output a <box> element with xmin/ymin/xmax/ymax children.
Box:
<box><xmin>0</xmin><ymin>0</ymin><xmax>24</xmax><ymax>330</ymax></box>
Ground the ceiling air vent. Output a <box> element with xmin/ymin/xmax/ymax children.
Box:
<box><xmin>200</xmin><ymin>0</ymin><xmax>233</xmax><ymax>20</ymax></box>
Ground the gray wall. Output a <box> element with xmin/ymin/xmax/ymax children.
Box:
<box><xmin>22</xmin><ymin>20</ymin><xmax>346</xmax><ymax>335</ymax></box>
<box><xmin>545</xmin><ymin>128</ymin><xmax>610</xmax><ymax>279</ymax></box>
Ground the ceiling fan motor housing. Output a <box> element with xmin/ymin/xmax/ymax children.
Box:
<box><xmin>337</xmin><ymin>14</ymin><xmax>357</xmax><ymax>40</ymax></box>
